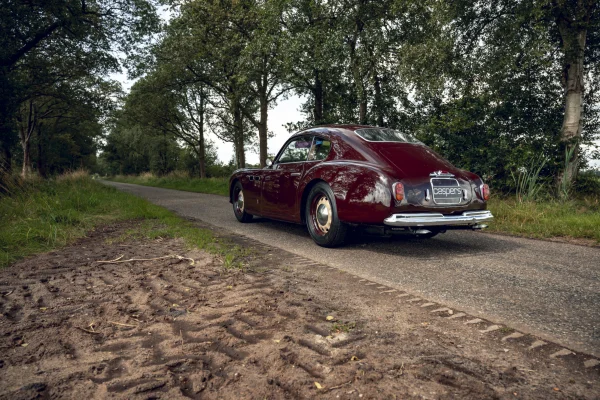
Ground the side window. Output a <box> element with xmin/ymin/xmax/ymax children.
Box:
<box><xmin>307</xmin><ymin>136</ymin><xmax>331</xmax><ymax>161</ymax></box>
<box><xmin>277</xmin><ymin>136</ymin><xmax>312</xmax><ymax>163</ymax></box>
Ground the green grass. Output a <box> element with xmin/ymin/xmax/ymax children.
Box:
<box><xmin>109</xmin><ymin>173</ymin><xmax>600</xmax><ymax>245</ymax></box>
<box><xmin>0</xmin><ymin>172</ymin><xmax>244</xmax><ymax>268</ymax></box>
<box><xmin>110</xmin><ymin>173</ymin><xmax>229</xmax><ymax>197</ymax></box>
<box><xmin>487</xmin><ymin>196</ymin><xmax>600</xmax><ymax>243</ymax></box>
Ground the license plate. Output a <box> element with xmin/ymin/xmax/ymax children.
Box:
<box><xmin>432</xmin><ymin>187</ymin><xmax>462</xmax><ymax>203</ymax></box>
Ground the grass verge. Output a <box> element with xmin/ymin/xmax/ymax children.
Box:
<box><xmin>0</xmin><ymin>172</ymin><xmax>244</xmax><ymax>268</ymax></box>
<box><xmin>110</xmin><ymin>173</ymin><xmax>229</xmax><ymax>197</ymax></box>
<box><xmin>108</xmin><ymin>173</ymin><xmax>599</xmax><ymax>245</ymax></box>
<box><xmin>487</xmin><ymin>197</ymin><xmax>600</xmax><ymax>243</ymax></box>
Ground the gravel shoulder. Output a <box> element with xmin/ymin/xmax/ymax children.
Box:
<box><xmin>0</xmin><ymin>221</ymin><xmax>598</xmax><ymax>399</ymax></box>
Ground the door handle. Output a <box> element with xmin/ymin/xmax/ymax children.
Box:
<box><xmin>290</xmin><ymin>173</ymin><xmax>301</xmax><ymax>177</ymax></box>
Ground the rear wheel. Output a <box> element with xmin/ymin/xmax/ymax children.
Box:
<box><xmin>232</xmin><ymin>181</ymin><xmax>253</xmax><ymax>222</ymax></box>
<box><xmin>305</xmin><ymin>182</ymin><xmax>347</xmax><ymax>247</ymax></box>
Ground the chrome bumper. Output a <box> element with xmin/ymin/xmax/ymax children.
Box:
<box><xmin>383</xmin><ymin>210</ymin><xmax>494</xmax><ymax>227</ymax></box>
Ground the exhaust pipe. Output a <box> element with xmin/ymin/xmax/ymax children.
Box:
<box><xmin>472</xmin><ymin>224</ymin><xmax>488</xmax><ymax>230</ymax></box>
<box><xmin>413</xmin><ymin>229</ymin><xmax>432</xmax><ymax>235</ymax></box>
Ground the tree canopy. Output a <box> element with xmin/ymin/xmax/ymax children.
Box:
<box><xmin>2</xmin><ymin>0</ymin><xmax>599</xmax><ymax>195</ymax></box>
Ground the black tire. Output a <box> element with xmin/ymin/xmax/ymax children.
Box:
<box><xmin>305</xmin><ymin>182</ymin><xmax>348</xmax><ymax>247</ymax></box>
<box><xmin>232</xmin><ymin>181</ymin><xmax>253</xmax><ymax>222</ymax></box>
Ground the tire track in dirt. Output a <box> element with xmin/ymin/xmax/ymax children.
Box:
<box><xmin>1</xmin><ymin>222</ymin><xmax>598</xmax><ymax>399</ymax></box>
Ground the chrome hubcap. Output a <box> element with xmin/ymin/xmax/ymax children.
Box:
<box><xmin>315</xmin><ymin>196</ymin><xmax>332</xmax><ymax>233</ymax></box>
<box><xmin>237</xmin><ymin>191</ymin><xmax>244</xmax><ymax>213</ymax></box>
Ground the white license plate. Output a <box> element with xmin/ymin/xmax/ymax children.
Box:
<box><xmin>433</xmin><ymin>187</ymin><xmax>462</xmax><ymax>197</ymax></box>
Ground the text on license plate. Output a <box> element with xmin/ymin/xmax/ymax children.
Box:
<box><xmin>433</xmin><ymin>187</ymin><xmax>462</xmax><ymax>197</ymax></box>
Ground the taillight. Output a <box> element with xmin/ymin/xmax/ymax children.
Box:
<box><xmin>393</xmin><ymin>182</ymin><xmax>404</xmax><ymax>202</ymax></box>
<box><xmin>482</xmin><ymin>183</ymin><xmax>490</xmax><ymax>201</ymax></box>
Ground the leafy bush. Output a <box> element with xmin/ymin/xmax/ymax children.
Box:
<box><xmin>575</xmin><ymin>170</ymin><xmax>600</xmax><ymax>196</ymax></box>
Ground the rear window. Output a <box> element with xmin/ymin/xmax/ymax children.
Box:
<box><xmin>355</xmin><ymin>128</ymin><xmax>423</xmax><ymax>144</ymax></box>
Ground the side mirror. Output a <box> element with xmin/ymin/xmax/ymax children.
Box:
<box><xmin>265</xmin><ymin>158</ymin><xmax>273</xmax><ymax>167</ymax></box>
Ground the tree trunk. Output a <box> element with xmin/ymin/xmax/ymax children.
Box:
<box><xmin>21</xmin><ymin>139</ymin><xmax>31</xmax><ymax>177</ymax></box>
<box><xmin>555</xmin><ymin>16</ymin><xmax>587</xmax><ymax>194</ymax></box>
<box><xmin>350</xmin><ymin>48</ymin><xmax>367</xmax><ymax>124</ymax></box>
<box><xmin>36</xmin><ymin>130</ymin><xmax>44</xmax><ymax>178</ymax></box>
<box><xmin>0</xmin><ymin>139</ymin><xmax>11</xmax><ymax>173</ymax></box>
<box><xmin>233</xmin><ymin>101</ymin><xmax>245</xmax><ymax>168</ymax></box>
<box><xmin>198</xmin><ymin>91</ymin><xmax>206</xmax><ymax>178</ymax></box>
<box><xmin>258</xmin><ymin>91</ymin><xmax>268</xmax><ymax>167</ymax></box>
<box><xmin>18</xmin><ymin>101</ymin><xmax>36</xmax><ymax>178</ymax></box>
<box><xmin>314</xmin><ymin>70</ymin><xmax>324</xmax><ymax>124</ymax></box>
<box><xmin>373</xmin><ymin>70</ymin><xmax>384</xmax><ymax>127</ymax></box>
<box><xmin>359</xmin><ymin>101</ymin><xmax>367</xmax><ymax>125</ymax></box>
<box><xmin>349</xmin><ymin>16</ymin><xmax>367</xmax><ymax>125</ymax></box>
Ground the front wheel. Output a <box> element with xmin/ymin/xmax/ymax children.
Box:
<box><xmin>305</xmin><ymin>182</ymin><xmax>347</xmax><ymax>247</ymax></box>
<box><xmin>232</xmin><ymin>181</ymin><xmax>253</xmax><ymax>222</ymax></box>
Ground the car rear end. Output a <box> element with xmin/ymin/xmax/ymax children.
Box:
<box><xmin>354</xmin><ymin>128</ymin><xmax>494</xmax><ymax>235</ymax></box>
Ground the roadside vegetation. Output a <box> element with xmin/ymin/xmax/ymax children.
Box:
<box><xmin>0</xmin><ymin>171</ymin><xmax>245</xmax><ymax>268</ymax></box>
<box><xmin>488</xmin><ymin>197</ymin><xmax>600</xmax><ymax>243</ymax></box>
<box><xmin>108</xmin><ymin>170</ymin><xmax>600</xmax><ymax>244</ymax></box>
<box><xmin>111</xmin><ymin>172</ymin><xmax>229</xmax><ymax>196</ymax></box>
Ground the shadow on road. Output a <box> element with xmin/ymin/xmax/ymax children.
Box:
<box><xmin>248</xmin><ymin>217</ymin><xmax>521</xmax><ymax>259</ymax></box>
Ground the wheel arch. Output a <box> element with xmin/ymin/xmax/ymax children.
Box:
<box><xmin>229</xmin><ymin>178</ymin><xmax>240</xmax><ymax>203</ymax></box>
<box><xmin>300</xmin><ymin>178</ymin><xmax>327</xmax><ymax>223</ymax></box>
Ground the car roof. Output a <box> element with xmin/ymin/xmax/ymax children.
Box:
<box><xmin>319</xmin><ymin>124</ymin><xmax>376</xmax><ymax>132</ymax></box>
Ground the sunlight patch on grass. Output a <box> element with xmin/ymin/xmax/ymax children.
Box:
<box><xmin>487</xmin><ymin>197</ymin><xmax>600</xmax><ymax>243</ymax></box>
<box><xmin>111</xmin><ymin>173</ymin><xmax>229</xmax><ymax>197</ymax></box>
<box><xmin>0</xmin><ymin>173</ymin><xmax>242</xmax><ymax>268</ymax></box>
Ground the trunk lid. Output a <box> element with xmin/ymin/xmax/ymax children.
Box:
<box><xmin>372</xmin><ymin>143</ymin><xmax>466</xmax><ymax>179</ymax></box>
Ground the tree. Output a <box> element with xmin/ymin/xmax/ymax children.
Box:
<box><xmin>283</xmin><ymin>0</ymin><xmax>346</xmax><ymax>126</ymax></box>
<box><xmin>420</xmin><ymin>0</ymin><xmax>600</xmax><ymax>192</ymax></box>
<box><xmin>0</xmin><ymin>0</ymin><xmax>159</xmax><ymax>176</ymax></box>
<box><xmin>550</xmin><ymin>0</ymin><xmax>599</xmax><ymax>192</ymax></box>
<box><xmin>159</xmin><ymin>0</ymin><xmax>259</xmax><ymax>168</ymax></box>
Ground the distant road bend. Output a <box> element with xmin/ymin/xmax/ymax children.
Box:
<box><xmin>104</xmin><ymin>181</ymin><xmax>600</xmax><ymax>357</ymax></box>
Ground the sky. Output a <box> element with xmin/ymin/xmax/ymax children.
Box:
<box><xmin>109</xmin><ymin>67</ymin><xmax>305</xmax><ymax>165</ymax></box>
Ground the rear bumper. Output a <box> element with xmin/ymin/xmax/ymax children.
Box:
<box><xmin>383</xmin><ymin>210</ymin><xmax>493</xmax><ymax>227</ymax></box>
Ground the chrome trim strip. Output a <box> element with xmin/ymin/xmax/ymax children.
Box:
<box><xmin>383</xmin><ymin>210</ymin><xmax>494</xmax><ymax>227</ymax></box>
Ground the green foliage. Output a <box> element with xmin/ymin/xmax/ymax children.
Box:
<box><xmin>110</xmin><ymin>173</ymin><xmax>229</xmax><ymax>197</ymax></box>
<box><xmin>511</xmin><ymin>157</ymin><xmax>547</xmax><ymax>203</ymax></box>
<box><xmin>0</xmin><ymin>171</ymin><xmax>170</xmax><ymax>267</ymax></box>
<box><xmin>0</xmin><ymin>172</ymin><xmax>248</xmax><ymax>268</ymax></box>
<box><xmin>575</xmin><ymin>170</ymin><xmax>600</xmax><ymax>196</ymax></box>
<box><xmin>487</xmin><ymin>197</ymin><xmax>600</xmax><ymax>243</ymax></box>
<box><xmin>0</xmin><ymin>0</ymin><xmax>160</xmax><ymax>176</ymax></box>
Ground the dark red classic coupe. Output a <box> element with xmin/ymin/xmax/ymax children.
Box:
<box><xmin>229</xmin><ymin>125</ymin><xmax>493</xmax><ymax>247</ymax></box>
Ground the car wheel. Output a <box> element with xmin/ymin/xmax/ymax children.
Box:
<box><xmin>305</xmin><ymin>182</ymin><xmax>347</xmax><ymax>247</ymax></box>
<box><xmin>232</xmin><ymin>181</ymin><xmax>253</xmax><ymax>222</ymax></box>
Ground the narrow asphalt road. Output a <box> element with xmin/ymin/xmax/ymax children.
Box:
<box><xmin>104</xmin><ymin>181</ymin><xmax>600</xmax><ymax>357</ymax></box>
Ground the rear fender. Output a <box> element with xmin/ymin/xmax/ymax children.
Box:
<box><xmin>300</xmin><ymin>161</ymin><xmax>393</xmax><ymax>224</ymax></box>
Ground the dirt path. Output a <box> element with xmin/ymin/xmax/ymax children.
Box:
<box><xmin>101</xmin><ymin>181</ymin><xmax>600</xmax><ymax>358</ymax></box>
<box><xmin>0</xmin><ymin>222</ymin><xmax>598</xmax><ymax>399</ymax></box>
